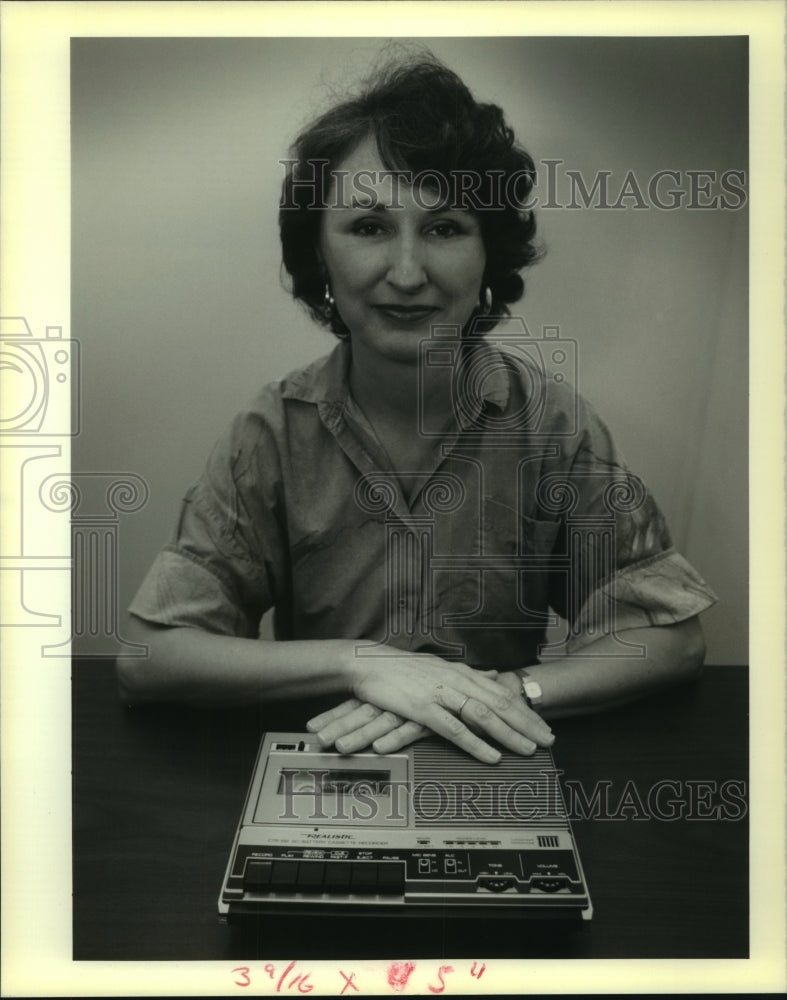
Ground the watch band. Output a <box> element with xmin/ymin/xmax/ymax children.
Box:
<box><xmin>519</xmin><ymin>669</ymin><xmax>543</xmax><ymax>710</ymax></box>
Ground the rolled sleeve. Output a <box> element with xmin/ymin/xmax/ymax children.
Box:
<box><xmin>129</xmin><ymin>547</ymin><xmax>263</xmax><ymax>637</ymax></box>
<box><xmin>542</xmin><ymin>395</ymin><xmax>718</xmax><ymax>650</ymax></box>
<box><xmin>565</xmin><ymin>549</ymin><xmax>718</xmax><ymax>653</ymax></box>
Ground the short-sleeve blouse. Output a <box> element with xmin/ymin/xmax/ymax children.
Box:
<box><xmin>129</xmin><ymin>339</ymin><xmax>716</xmax><ymax>670</ymax></box>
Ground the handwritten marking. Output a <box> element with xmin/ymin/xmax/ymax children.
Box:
<box><xmin>387</xmin><ymin>960</ymin><xmax>417</xmax><ymax>992</ymax></box>
<box><xmin>339</xmin><ymin>969</ymin><xmax>359</xmax><ymax>994</ymax></box>
<box><xmin>427</xmin><ymin>965</ymin><xmax>455</xmax><ymax>994</ymax></box>
<box><xmin>231</xmin><ymin>959</ymin><xmax>489</xmax><ymax>994</ymax></box>
<box><xmin>231</xmin><ymin>966</ymin><xmax>251</xmax><ymax>988</ymax></box>
<box><xmin>233</xmin><ymin>962</ymin><xmax>313</xmax><ymax>993</ymax></box>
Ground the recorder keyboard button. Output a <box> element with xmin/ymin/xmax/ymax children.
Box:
<box><xmin>323</xmin><ymin>863</ymin><xmax>352</xmax><ymax>890</ymax></box>
<box><xmin>377</xmin><ymin>864</ymin><xmax>404</xmax><ymax>894</ymax></box>
<box><xmin>270</xmin><ymin>860</ymin><xmax>299</xmax><ymax>890</ymax></box>
<box><xmin>243</xmin><ymin>860</ymin><xmax>273</xmax><ymax>890</ymax></box>
<box><xmin>350</xmin><ymin>862</ymin><xmax>377</xmax><ymax>892</ymax></box>
<box><xmin>296</xmin><ymin>861</ymin><xmax>325</xmax><ymax>892</ymax></box>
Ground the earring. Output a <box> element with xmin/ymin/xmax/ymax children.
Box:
<box><xmin>323</xmin><ymin>283</ymin><xmax>335</xmax><ymax>319</ymax></box>
<box><xmin>481</xmin><ymin>286</ymin><xmax>493</xmax><ymax>316</ymax></box>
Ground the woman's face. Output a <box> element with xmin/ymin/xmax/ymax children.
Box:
<box><xmin>318</xmin><ymin>135</ymin><xmax>486</xmax><ymax>364</ymax></box>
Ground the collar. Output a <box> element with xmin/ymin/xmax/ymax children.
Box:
<box><xmin>279</xmin><ymin>337</ymin><xmax>511</xmax><ymax>415</ymax></box>
<box><xmin>279</xmin><ymin>340</ymin><xmax>351</xmax><ymax>407</ymax></box>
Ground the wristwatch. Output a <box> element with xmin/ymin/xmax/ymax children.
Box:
<box><xmin>519</xmin><ymin>669</ymin><xmax>543</xmax><ymax>710</ymax></box>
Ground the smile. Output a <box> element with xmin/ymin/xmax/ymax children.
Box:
<box><xmin>373</xmin><ymin>305</ymin><xmax>440</xmax><ymax>324</ymax></box>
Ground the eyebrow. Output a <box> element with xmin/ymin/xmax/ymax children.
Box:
<box><xmin>347</xmin><ymin>197</ymin><xmax>467</xmax><ymax>214</ymax></box>
<box><xmin>348</xmin><ymin>199</ymin><xmax>386</xmax><ymax>211</ymax></box>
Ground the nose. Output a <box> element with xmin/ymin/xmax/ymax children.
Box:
<box><xmin>385</xmin><ymin>233</ymin><xmax>428</xmax><ymax>293</ymax></box>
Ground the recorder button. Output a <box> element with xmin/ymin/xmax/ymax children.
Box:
<box><xmin>377</xmin><ymin>863</ymin><xmax>404</xmax><ymax>894</ymax></box>
<box><xmin>243</xmin><ymin>860</ymin><xmax>273</xmax><ymax>890</ymax></box>
<box><xmin>323</xmin><ymin>863</ymin><xmax>352</xmax><ymax>890</ymax></box>
<box><xmin>350</xmin><ymin>862</ymin><xmax>377</xmax><ymax>893</ymax></box>
<box><xmin>270</xmin><ymin>860</ymin><xmax>299</xmax><ymax>891</ymax></box>
<box><xmin>296</xmin><ymin>861</ymin><xmax>326</xmax><ymax>892</ymax></box>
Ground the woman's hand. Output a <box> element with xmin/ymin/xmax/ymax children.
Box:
<box><xmin>306</xmin><ymin>670</ymin><xmax>514</xmax><ymax>755</ymax></box>
<box><xmin>306</xmin><ymin>648</ymin><xmax>554</xmax><ymax>763</ymax></box>
<box><xmin>306</xmin><ymin>698</ymin><xmax>431</xmax><ymax>755</ymax></box>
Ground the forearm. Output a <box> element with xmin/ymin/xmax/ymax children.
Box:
<box><xmin>524</xmin><ymin>617</ymin><xmax>706</xmax><ymax>720</ymax></box>
<box><xmin>116</xmin><ymin>615</ymin><xmax>357</xmax><ymax>706</ymax></box>
<box><xmin>117</xmin><ymin>616</ymin><xmax>555</xmax><ymax>763</ymax></box>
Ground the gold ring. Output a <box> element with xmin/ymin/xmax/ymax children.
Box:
<box><xmin>457</xmin><ymin>695</ymin><xmax>471</xmax><ymax>716</ymax></box>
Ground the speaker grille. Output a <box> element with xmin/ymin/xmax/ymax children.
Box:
<box><xmin>411</xmin><ymin>741</ymin><xmax>570</xmax><ymax>829</ymax></box>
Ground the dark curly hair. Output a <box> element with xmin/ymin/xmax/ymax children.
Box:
<box><xmin>279</xmin><ymin>55</ymin><xmax>542</xmax><ymax>338</ymax></box>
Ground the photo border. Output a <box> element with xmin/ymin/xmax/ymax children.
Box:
<box><xmin>1</xmin><ymin>1</ymin><xmax>784</xmax><ymax>995</ymax></box>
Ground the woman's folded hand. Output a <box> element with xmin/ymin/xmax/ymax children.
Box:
<box><xmin>306</xmin><ymin>648</ymin><xmax>553</xmax><ymax>763</ymax></box>
<box><xmin>306</xmin><ymin>699</ymin><xmax>430</xmax><ymax>755</ymax></box>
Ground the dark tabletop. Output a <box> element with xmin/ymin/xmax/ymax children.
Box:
<box><xmin>72</xmin><ymin>660</ymin><xmax>748</xmax><ymax>961</ymax></box>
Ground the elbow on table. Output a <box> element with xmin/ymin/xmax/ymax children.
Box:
<box><xmin>674</xmin><ymin>616</ymin><xmax>707</xmax><ymax>684</ymax></box>
<box><xmin>115</xmin><ymin>615</ymin><xmax>165</xmax><ymax>704</ymax></box>
<box><xmin>115</xmin><ymin>654</ymin><xmax>150</xmax><ymax>705</ymax></box>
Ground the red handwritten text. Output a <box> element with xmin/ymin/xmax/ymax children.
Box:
<box><xmin>387</xmin><ymin>960</ymin><xmax>417</xmax><ymax>992</ymax></box>
<box><xmin>339</xmin><ymin>969</ymin><xmax>359</xmax><ymax>994</ymax></box>
<box><xmin>427</xmin><ymin>965</ymin><xmax>455</xmax><ymax>994</ymax></box>
<box><xmin>232</xmin><ymin>967</ymin><xmax>251</xmax><ymax>988</ymax></box>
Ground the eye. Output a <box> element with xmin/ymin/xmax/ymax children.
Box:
<box><xmin>427</xmin><ymin>220</ymin><xmax>461</xmax><ymax>238</ymax></box>
<box><xmin>352</xmin><ymin>220</ymin><xmax>387</xmax><ymax>237</ymax></box>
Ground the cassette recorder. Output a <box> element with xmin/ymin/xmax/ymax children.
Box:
<box><xmin>219</xmin><ymin>732</ymin><xmax>592</xmax><ymax>921</ymax></box>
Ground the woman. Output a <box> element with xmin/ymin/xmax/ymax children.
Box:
<box><xmin>117</xmin><ymin>57</ymin><xmax>716</xmax><ymax>764</ymax></box>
